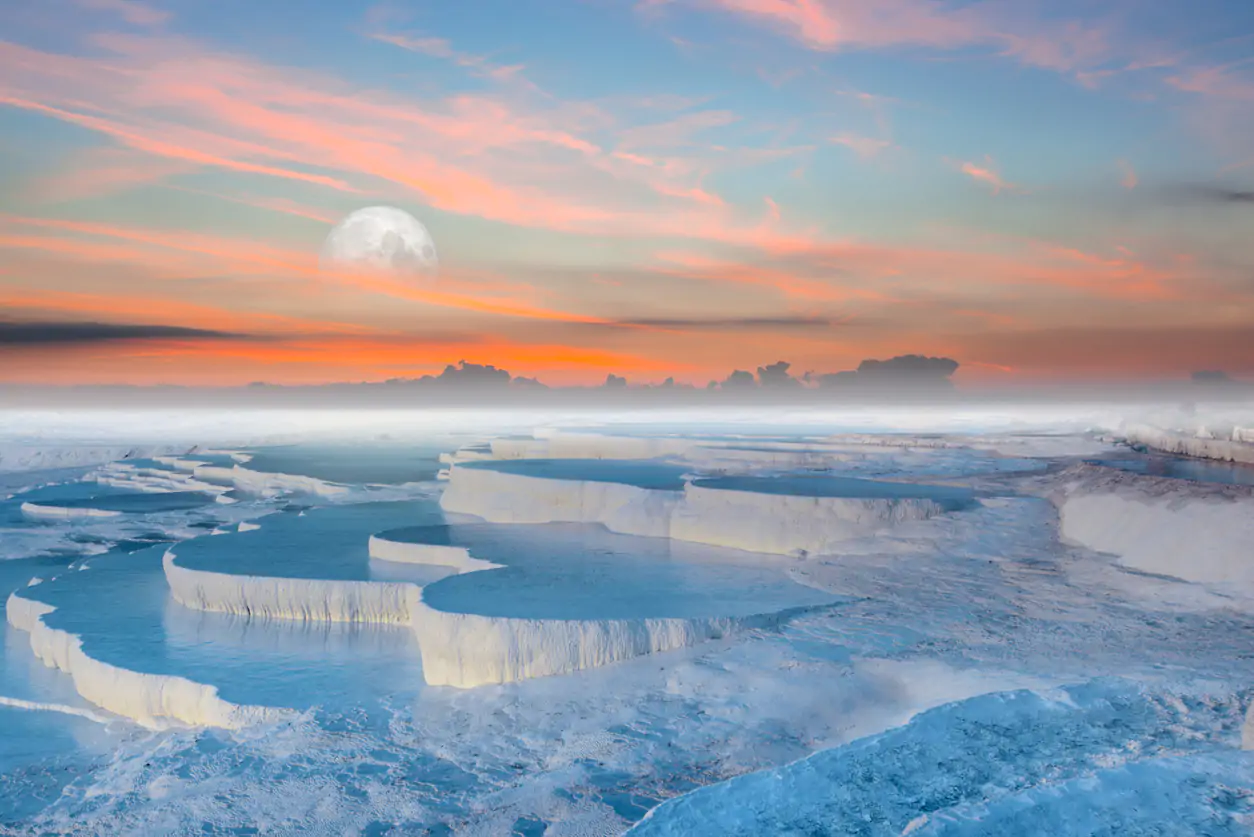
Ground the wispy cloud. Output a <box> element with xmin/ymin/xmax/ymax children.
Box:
<box><xmin>24</xmin><ymin>147</ymin><xmax>193</xmax><ymax>204</ymax></box>
<box><xmin>368</xmin><ymin>31</ymin><xmax>535</xmax><ymax>90</ymax></box>
<box><xmin>0</xmin><ymin>36</ymin><xmax>820</xmax><ymax>250</ymax></box>
<box><xmin>1118</xmin><ymin>159</ymin><xmax>1138</xmax><ymax>189</ymax></box>
<box><xmin>693</xmin><ymin>0</ymin><xmax>1114</xmax><ymax>71</ymax></box>
<box><xmin>956</xmin><ymin>156</ymin><xmax>1022</xmax><ymax>195</ymax></box>
<box><xmin>831</xmin><ymin>132</ymin><xmax>892</xmax><ymax>158</ymax></box>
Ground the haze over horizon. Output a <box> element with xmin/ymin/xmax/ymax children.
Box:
<box><xmin>2</xmin><ymin>0</ymin><xmax>1253</xmax><ymax>388</ymax></box>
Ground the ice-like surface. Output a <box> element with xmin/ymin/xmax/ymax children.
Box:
<box><xmin>0</xmin><ymin>444</ymin><xmax>188</xmax><ymax>474</ymax></box>
<box><xmin>629</xmin><ymin>680</ymin><xmax>1252</xmax><ymax>836</ymax></box>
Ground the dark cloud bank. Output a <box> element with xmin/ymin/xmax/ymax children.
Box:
<box><xmin>0</xmin><ymin>321</ymin><xmax>247</xmax><ymax>346</ymax></box>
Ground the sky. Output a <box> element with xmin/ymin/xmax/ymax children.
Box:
<box><xmin>1</xmin><ymin>0</ymin><xmax>1252</xmax><ymax>387</ymax></box>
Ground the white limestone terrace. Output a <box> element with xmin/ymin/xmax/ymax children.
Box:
<box><xmin>162</xmin><ymin>500</ymin><xmax>839</xmax><ymax>691</ymax></box>
<box><xmin>368</xmin><ymin>530</ymin><xmax>503</xmax><ymax>574</ymax></box>
<box><xmin>92</xmin><ymin>460</ymin><xmax>234</xmax><ymax>497</ymax></box>
<box><xmin>1121</xmin><ymin>422</ymin><xmax>1254</xmax><ymax>465</ymax></box>
<box><xmin>174</xmin><ymin>461</ymin><xmax>351</xmax><ymax>499</ymax></box>
<box><xmin>439</xmin><ymin>427</ymin><xmax>1068</xmax><ymax>485</ymax></box>
<box><xmin>7</xmin><ymin>543</ymin><xmax>429</xmax><ymax>730</ymax></box>
<box><xmin>164</xmin><ymin>500</ymin><xmax>452</xmax><ymax>624</ymax></box>
<box><xmin>14</xmin><ymin>474</ymin><xmax>226</xmax><ymax>522</ymax></box>
<box><xmin>6</xmin><ymin>576</ymin><xmax>293</xmax><ymax>731</ymax></box>
<box><xmin>440</xmin><ymin>458</ymin><xmax>979</xmax><ymax>558</ymax></box>
<box><xmin>1049</xmin><ymin>461</ymin><xmax>1254</xmax><ymax>601</ymax></box>
<box><xmin>388</xmin><ymin>522</ymin><xmax>841</xmax><ymax>687</ymax></box>
<box><xmin>151</xmin><ymin>442</ymin><xmax>453</xmax><ymax>499</ymax></box>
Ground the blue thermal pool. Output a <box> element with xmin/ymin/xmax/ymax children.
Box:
<box><xmin>172</xmin><ymin>500</ymin><xmax>447</xmax><ymax>583</ymax></box>
<box><xmin>386</xmin><ymin>522</ymin><xmax>841</xmax><ymax>620</ymax></box>
<box><xmin>0</xmin><ymin>554</ymin><xmax>137</xmax><ymax>817</ymax></box>
<box><xmin>1088</xmin><ymin>455</ymin><xmax>1254</xmax><ymax>488</ymax></box>
<box><xmin>11</xmin><ymin>481</ymin><xmax>218</xmax><ymax>515</ymax></box>
<box><xmin>457</xmin><ymin>459</ymin><xmax>691</xmax><ymax>491</ymax></box>
<box><xmin>690</xmin><ymin>475</ymin><xmax>977</xmax><ymax>508</ymax></box>
<box><xmin>241</xmin><ymin>443</ymin><xmax>450</xmax><ymax>485</ymax></box>
<box><xmin>17</xmin><ymin>545</ymin><xmax>427</xmax><ymax>713</ymax></box>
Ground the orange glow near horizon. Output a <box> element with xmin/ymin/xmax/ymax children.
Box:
<box><xmin>2</xmin><ymin>9</ymin><xmax>1252</xmax><ymax>387</ymax></box>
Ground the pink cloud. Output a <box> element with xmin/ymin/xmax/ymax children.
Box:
<box><xmin>687</xmin><ymin>0</ymin><xmax>1172</xmax><ymax>82</ymax></box>
<box><xmin>0</xmin><ymin>36</ymin><xmax>809</xmax><ymax>246</ymax></box>
<box><xmin>704</xmin><ymin>0</ymin><xmax>996</xmax><ymax>51</ymax></box>
<box><xmin>957</xmin><ymin>156</ymin><xmax>1021</xmax><ymax>195</ymax></box>
<box><xmin>1167</xmin><ymin>63</ymin><xmax>1254</xmax><ymax>101</ymax></box>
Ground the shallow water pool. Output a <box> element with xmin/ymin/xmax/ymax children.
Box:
<box><xmin>459</xmin><ymin>458</ymin><xmax>691</xmax><ymax>491</ymax></box>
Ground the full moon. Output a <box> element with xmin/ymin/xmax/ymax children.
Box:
<box><xmin>319</xmin><ymin>206</ymin><xmax>438</xmax><ymax>278</ymax></box>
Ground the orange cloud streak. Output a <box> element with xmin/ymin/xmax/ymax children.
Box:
<box><xmin>0</xmin><ymin>334</ymin><xmax>682</xmax><ymax>387</ymax></box>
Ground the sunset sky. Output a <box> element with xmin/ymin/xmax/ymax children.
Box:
<box><xmin>1</xmin><ymin>0</ymin><xmax>1252</xmax><ymax>386</ymax></box>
